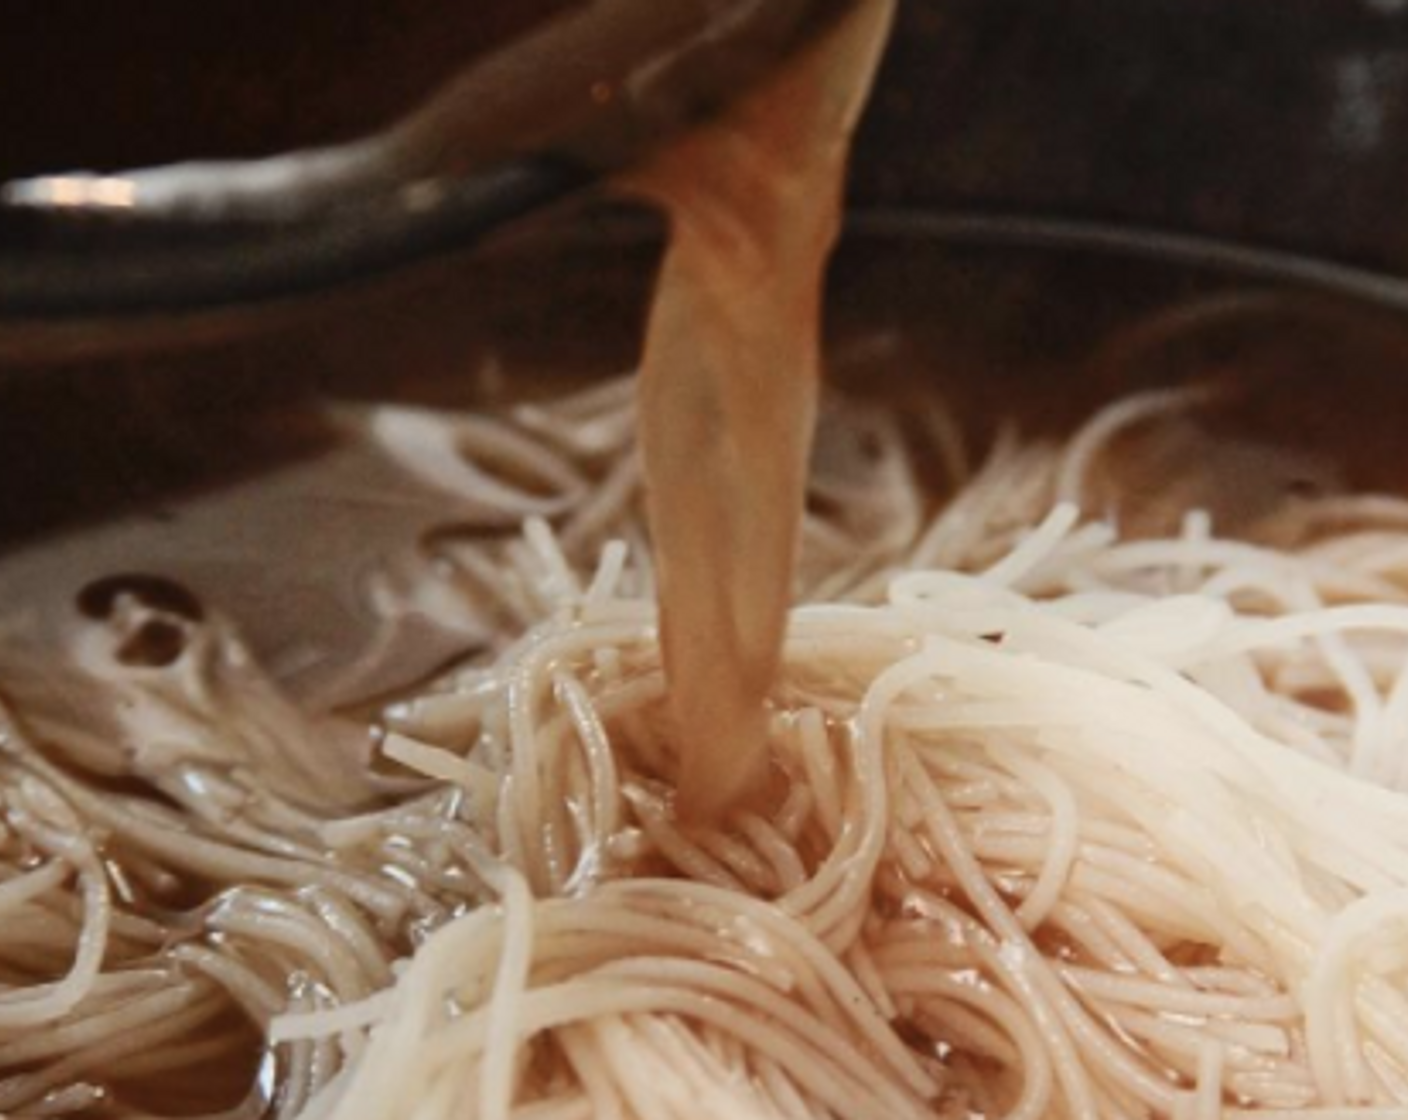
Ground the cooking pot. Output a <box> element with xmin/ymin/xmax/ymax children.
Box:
<box><xmin>4</xmin><ymin>0</ymin><xmax>1408</xmax><ymax>554</ymax></box>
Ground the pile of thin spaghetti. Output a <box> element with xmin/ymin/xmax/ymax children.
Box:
<box><xmin>7</xmin><ymin>373</ymin><xmax>1408</xmax><ymax>1119</ymax></box>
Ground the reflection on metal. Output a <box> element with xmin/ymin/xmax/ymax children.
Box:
<box><xmin>8</xmin><ymin>175</ymin><xmax>137</xmax><ymax>209</ymax></box>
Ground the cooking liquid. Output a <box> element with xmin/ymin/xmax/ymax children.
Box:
<box><xmin>625</xmin><ymin>0</ymin><xmax>895</xmax><ymax>819</ymax></box>
<box><xmin>11</xmin><ymin>3</ymin><xmax>1408</xmax><ymax>1111</ymax></box>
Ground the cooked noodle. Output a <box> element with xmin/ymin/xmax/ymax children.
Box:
<box><xmin>7</xmin><ymin>359</ymin><xmax>1408</xmax><ymax>1116</ymax></box>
